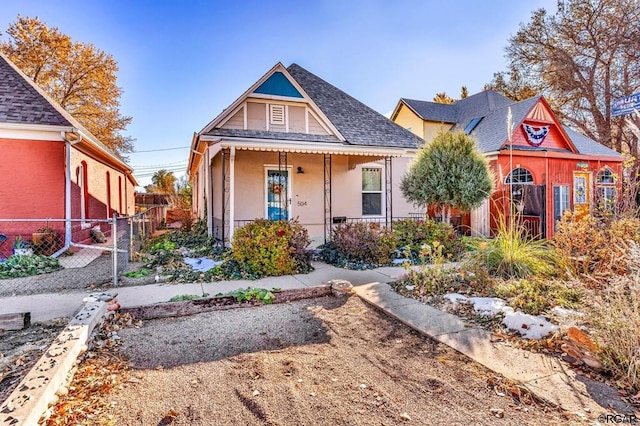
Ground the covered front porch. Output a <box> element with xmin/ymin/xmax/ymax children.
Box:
<box><xmin>201</xmin><ymin>140</ymin><xmax>411</xmax><ymax>245</ymax></box>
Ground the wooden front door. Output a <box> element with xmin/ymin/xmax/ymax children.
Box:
<box><xmin>573</xmin><ymin>171</ymin><xmax>591</xmax><ymax>220</ymax></box>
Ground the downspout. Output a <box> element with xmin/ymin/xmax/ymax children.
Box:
<box><xmin>54</xmin><ymin>129</ymin><xmax>82</xmax><ymax>257</ymax></box>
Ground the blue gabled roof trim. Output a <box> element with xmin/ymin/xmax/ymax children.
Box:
<box><xmin>253</xmin><ymin>71</ymin><xmax>303</xmax><ymax>98</ymax></box>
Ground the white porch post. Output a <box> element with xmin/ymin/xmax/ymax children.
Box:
<box><xmin>229</xmin><ymin>146</ymin><xmax>236</xmax><ymax>241</ymax></box>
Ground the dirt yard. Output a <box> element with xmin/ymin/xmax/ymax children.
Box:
<box><xmin>51</xmin><ymin>295</ymin><xmax>575</xmax><ymax>426</ymax></box>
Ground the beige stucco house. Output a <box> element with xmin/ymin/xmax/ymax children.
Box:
<box><xmin>187</xmin><ymin>63</ymin><xmax>424</xmax><ymax>244</ymax></box>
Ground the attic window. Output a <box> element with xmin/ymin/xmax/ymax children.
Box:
<box><xmin>464</xmin><ymin>117</ymin><xmax>483</xmax><ymax>135</ymax></box>
<box><xmin>270</xmin><ymin>104</ymin><xmax>285</xmax><ymax>125</ymax></box>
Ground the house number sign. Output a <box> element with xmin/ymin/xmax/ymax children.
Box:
<box><xmin>296</xmin><ymin>201</ymin><xmax>307</xmax><ymax>207</ymax></box>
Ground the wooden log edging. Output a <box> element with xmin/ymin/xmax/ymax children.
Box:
<box><xmin>120</xmin><ymin>285</ymin><xmax>336</xmax><ymax>321</ymax></box>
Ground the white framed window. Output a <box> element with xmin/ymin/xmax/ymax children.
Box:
<box><xmin>362</xmin><ymin>167</ymin><xmax>382</xmax><ymax>216</ymax></box>
<box><xmin>505</xmin><ymin>167</ymin><xmax>534</xmax><ymax>205</ymax></box>
<box><xmin>553</xmin><ymin>185</ymin><xmax>570</xmax><ymax>230</ymax></box>
<box><xmin>596</xmin><ymin>168</ymin><xmax>616</xmax><ymax>212</ymax></box>
<box><xmin>269</xmin><ymin>104</ymin><xmax>285</xmax><ymax>125</ymax></box>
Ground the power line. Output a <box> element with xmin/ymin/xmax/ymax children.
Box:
<box><xmin>132</xmin><ymin>160</ymin><xmax>188</xmax><ymax>169</ymax></box>
<box><xmin>130</xmin><ymin>145</ymin><xmax>190</xmax><ymax>153</ymax></box>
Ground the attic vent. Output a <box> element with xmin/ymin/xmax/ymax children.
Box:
<box><xmin>270</xmin><ymin>104</ymin><xmax>285</xmax><ymax>125</ymax></box>
<box><xmin>464</xmin><ymin>117</ymin><xmax>483</xmax><ymax>135</ymax></box>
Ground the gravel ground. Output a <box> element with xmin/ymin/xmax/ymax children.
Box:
<box><xmin>92</xmin><ymin>296</ymin><xmax>569</xmax><ymax>425</ymax></box>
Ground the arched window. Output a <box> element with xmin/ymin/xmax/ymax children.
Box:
<box><xmin>505</xmin><ymin>167</ymin><xmax>533</xmax><ymax>205</ymax></box>
<box><xmin>505</xmin><ymin>167</ymin><xmax>534</xmax><ymax>185</ymax></box>
<box><xmin>76</xmin><ymin>161</ymin><xmax>89</xmax><ymax>223</ymax></box>
<box><xmin>106</xmin><ymin>171</ymin><xmax>112</xmax><ymax>217</ymax></box>
<box><xmin>596</xmin><ymin>167</ymin><xmax>616</xmax><ymax>212</ymax></box>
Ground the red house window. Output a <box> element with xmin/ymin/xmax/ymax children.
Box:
<box><xmin>77</xmin><ymin>161</ymin><xmax>89</xmax><ymax>222</ymax></box>
<box><xmin>118</xmin><ymin>176</ymin><xmax>123</xmax><ymax>213</ymax></box>
<box><xmin>106</xmin><ymin>171</ymin><xmax>112</xmax><ymax>217</ymax></box>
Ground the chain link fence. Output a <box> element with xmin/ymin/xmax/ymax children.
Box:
<box><xmin>0</xmin><ymin>208</ymin><xmax>165</xmax><ymax>296</ymax></box>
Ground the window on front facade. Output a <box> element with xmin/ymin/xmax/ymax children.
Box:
<box><xmin>362</xmin><ymin>167</ymin><xmax>382</xmax><ymax>215</ymax></box>
<box><xmin>596</xmin><ymin>168</ymin><xmax>616</xmax><ymax>212</ymax></box>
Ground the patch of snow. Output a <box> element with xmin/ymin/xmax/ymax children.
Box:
<box><xmin>443</xmin><ymin>293</ymin><xmax>469</xmax><ymax>304</ymax></box>
<box><xmin>183</xmin><ymin>257</ymin><xmax>223</xmax><ymax>272</ymax></box>
<box><xmin>468</xmin><ymin>297</ymin><xmax>511</xmax><ymax>316</ymax></box>
<box><xmin>393</xmin><ymin>258</ymin><xmax>410</xmax><ymax>265</ymax></box>
<box><xmin>502</xmin><ymin>311</ymin><xmax>558</xmax><ymax>339</ymax></box>
<box><xmin>405</xmin><ymin>285</ymin><xmax>415</xmax><ymax>291</ymax></box>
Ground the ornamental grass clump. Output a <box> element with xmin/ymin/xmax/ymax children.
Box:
<box><xmin>466</xmin><ymin>216</ymin><xmax>557</xmax><ymax>279</ymax></box>
<box><xmin>231</xmin><ymin>219</ymin><xmax>312</xmax><ymax>277</ymax></box>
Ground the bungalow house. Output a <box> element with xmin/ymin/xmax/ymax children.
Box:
<box><xmin>391</xmin><ymin>91</ymin><xmax>624</xmax><ymax>238</ymax></box>
<box><xmin>0</xmin><ymin>53</ymin><xmax>137</xmax><ymax>256</ymax></box>
<box><xmin>188</xmin><ymin>62</ymin><xmax>424</xmax><ymax>244</ymax></box>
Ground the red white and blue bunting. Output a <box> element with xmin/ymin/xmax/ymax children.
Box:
<box><xmin>523</xmin><ymin>124</ymin><xmax>549</xmax><ymax>147</ymax></box>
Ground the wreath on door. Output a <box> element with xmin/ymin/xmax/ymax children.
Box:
<box><xmin>270</xmin><ymin>183</ymin><xmax>281</xmax><ymax>195</ymax></box>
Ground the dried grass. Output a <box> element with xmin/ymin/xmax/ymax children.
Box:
<box><xmin>588</xmin><ymin>243</ymin><xmax>640</xmax><ymax>393</ymax></box>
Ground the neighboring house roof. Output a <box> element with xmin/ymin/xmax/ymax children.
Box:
<box><xmin>200</xmin><ymin>62</ymin><xmax>423</xmax><ymax>150</ymax></box>
<box><xmin>287</xmin><ymin>64</ymin><xmax>423</xmax><ymax>149</ymax></box>
<box><xmin>0</xmin><ymin>53</ymin><xmax>136</xmax><ymax>183</ymax></box>
<box><xmin>0</xmin><ymin>55</ymin><xmax>71</xmax><ymax>126</ymax></box>
<box><xmin>399</xmin><ymin>89</ymin><xmax>621</xmax><ymax>158</ymax></box>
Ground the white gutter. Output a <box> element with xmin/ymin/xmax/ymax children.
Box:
<box><xmin>205</xmin><ymin>137</ymin><xmax>407</xmax><ymax>157</ymax></box>
<box><xmin>53</xmin><ymin>129</ymin><xmax>82</xmax><ymax>258</ymax></box>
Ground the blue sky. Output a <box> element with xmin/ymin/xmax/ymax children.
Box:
<box><xmin>1</xmin><ymin>0</ymin><xmax>556</xmax><ymax>189</ymax></box>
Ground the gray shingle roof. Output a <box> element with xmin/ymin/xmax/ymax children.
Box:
<box><xmin>0</xmin><ymin>55</ymin><xmax>71</xmax><ymax>126</ymax></box>
<box><xmin>562</xmin><ymin>126</ymin><xmax>622</xmax><ymax>157</ymax></box>
<box><xmin>287</xmin><ymin>64</ymin><xmax>424</xmax><ymax>149</ymax></box>
<box><xmin>408</xmin><ymin>89</ymin><xmax>621</xmax><ymax>157</ymax></box>
<box><xmin>400</xmin><ymin>98</ymin><xmax>457</xmax><ymax>123</ymax></box>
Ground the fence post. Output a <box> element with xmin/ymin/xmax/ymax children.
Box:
<box><xmin>112</xmin><ymin>213</ymin><xmax>118</xmax><ymax>286</ymax></box>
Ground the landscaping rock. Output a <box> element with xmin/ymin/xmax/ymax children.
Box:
<box><xmin>328</xmin><ymin>279</ymin><xmax>353</xmax><ymax>296</ymax></box>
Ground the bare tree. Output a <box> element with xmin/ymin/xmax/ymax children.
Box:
<box><xmin>491</xmin><ymin>0</ymin><xmax>640</xmax><ymax>158</ymax></box>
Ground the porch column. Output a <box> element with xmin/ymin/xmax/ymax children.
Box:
<box><xmin>221</xmin><ymin>148</ymin><xmax>230</xmax><ymax>243</ymax></box>
<box><xmin>324</xmin><ymin>154</ymin><xmax>332</xmax><ymax>244</ymax></box>
<box><xmin>385</xmin><ymin>157</ymin><xmax>392</xmax><ymax>228</ymax></box>
<box><xmin>229</xmin><ymin>146</ymin><xmax>236</xmax><ymax>241</ymax></box>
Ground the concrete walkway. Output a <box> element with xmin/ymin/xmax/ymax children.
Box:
<box><xmin>0</xmin><ymin>262</ymin><xmax>407</xmax><ymax>322</ymax></box>
<box><xmin>1</xmin><ymin>262</ymin><xmax>631</xmax><ymax>418</ymax></box>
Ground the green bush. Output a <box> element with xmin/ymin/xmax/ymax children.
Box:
<box><xmin>393</xmin><ymin>218</ymin><xmax>463</xmax><ymax>260</ymax></box>
<box><xmin>466</xmin><ymin>218</ymin><xmax>558</xmax><ymax>279</ymax></box>
<box><xmin>231</xmin><ymin>219</ymin><xmax>312</xmax><ymax>277</ymax></box>
<box><xmin>0</xmin><ymin>255</ymin><xmax>62</xmax><ymax>279</ymax></box>
<box><xmin>320</xmin><ymin>222</ymin><xmax>396</xmax><ymax>269</ymax></box>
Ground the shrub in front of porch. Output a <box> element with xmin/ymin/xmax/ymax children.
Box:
<box><xmin>231</xmin><ymin>219</ymin><xmax>312</xmax><ymax>277</ymax></box>
<box><xmin>320</xmin><ymin>222</ymin><xmax>396</xmax><ymax>269</ymax></box>
<box><xmin>392</xmin><ymin>218</ymin><xmax>463</xmax><ymax>261</ymax></box>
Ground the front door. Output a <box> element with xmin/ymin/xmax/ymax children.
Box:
<box><xmin>266</xmin><ymin>169</ymin><xmax>291</xmax><ymax>220</ymax></box>
<box><xmin>573</xmin><ymin>171</ymin><xmax>591</xmax><ymax>220</ymax></box>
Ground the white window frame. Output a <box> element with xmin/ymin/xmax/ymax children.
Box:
<box><xmin>361</xmin><ymin>166</ymin><xmax>384</xmax><ymax>216</ymax></box>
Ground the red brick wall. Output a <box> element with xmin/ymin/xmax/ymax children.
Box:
<box><xmin>0</xmin><ymin>138</ymin><xmax>65</xmax><ymax>219</ymax></box>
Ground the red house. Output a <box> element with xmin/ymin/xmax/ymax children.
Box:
<box><xmin>0</xmin><ymin>53</ymin><xmax>136</xmax><ymax>256</ymax></box>
<box><xmin>392</xmin><ymin>91</ymin><xmax>624</xmax><ymax>238</ymax></box>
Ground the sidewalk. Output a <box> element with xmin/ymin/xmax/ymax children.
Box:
<box><xmin>1</xmin><ymin>262</ymin><xmax>632</xmax><ymax>417</ymax></box>
<box><xmin>0</xmin><ymin>262</ymin><xmax>407</xmax><ymax>322</ymax></box>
